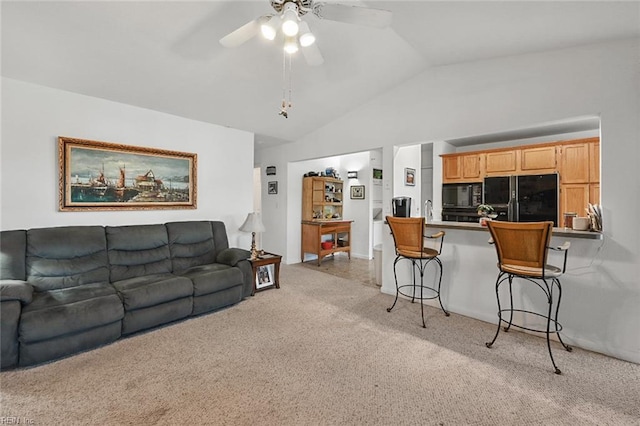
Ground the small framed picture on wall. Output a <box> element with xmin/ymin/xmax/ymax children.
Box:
<box><xmin>268</xmin><ymin>181</ymin><xmax>278</xmax><ymax>194</ymax></box>
<box><xmin>404</xmin><ymin>168</ymin><xmax>416</xmax><ymax>186</ymax></box>
<box><xmin>350</xmin><ymin>185</ymin><xmax>365</xmax><ymax>200</ymax></box>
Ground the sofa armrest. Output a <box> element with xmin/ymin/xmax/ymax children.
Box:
<box><xmin>0</xmin><ymin>280</ymin><xmax>34</xmax><ymax>304</ymax></box>
<box><xmin>216</xmin><ymin>248</ymin><xmax>251</xmax><ymax>267</ymax></box>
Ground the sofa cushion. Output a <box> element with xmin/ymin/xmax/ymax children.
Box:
<box><xmin>211</xmin><ymin>221</ymin><xmax>230</xmax><ymax>254</ymax></box>
<box><xmin>112</xmin><ymin>274</ymin><xmax>193</xmax><ymax>310</ymax></box>
<box><xmin>1</xmin><ymin>230</ymin><xmax>26</xmax><ymax>280</ymax></box>
<box><xmin>107</xmin><ymin>224</ymin><xmax>172</xmax><ymax>282</ymax></box>
<box><xmin>180</xmin><ymin>264</ymin><xmax>244</xmax><ymax>296</ymax></box>
<box><xmin>26</xmin><ymin>226</ymin><xmax>109</xmax><ymax>291</ymax></box>
<box><xmin>166</xmin><ymin>221</ymin><xmax>216</xmax><ymax>272</ymax></box>
<box><xmin>19</xmin><ymin>283</ymin><xmax>124</xmax><ymax>342</ymax></box>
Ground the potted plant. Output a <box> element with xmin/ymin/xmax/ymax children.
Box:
<box><xmin>477</xmin><ymin>204</ymin><xmax>495</xmax><ymax>217</ymax></box>
<box><xmin>477</xmin><ymin>204</ymin><xmax>495</xmax><ymax>226</ymax></box>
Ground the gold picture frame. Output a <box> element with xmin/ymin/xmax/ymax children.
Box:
<box><xmin>58</xmin><ymin>136</ymin><xmax>197</xmax><ymax>211</ymax></box>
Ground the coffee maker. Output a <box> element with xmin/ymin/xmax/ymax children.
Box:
<box><xmin>392</xmin><ymin>197</ymin><xmax>411</xmax><ymax>217</ymax></box>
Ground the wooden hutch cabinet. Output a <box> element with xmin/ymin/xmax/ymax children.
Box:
<box><xmin>301</xmin><ymin>176</ymin><xmax>352</xmax><ymax>266</ymax></box>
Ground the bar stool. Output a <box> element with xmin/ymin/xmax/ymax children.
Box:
<box><xmin>386</xmin><ymin>216</ymin><xmax>449</xmax><ymax>328</ymax></box>
<box><xmin>485</xmin><ymin>220</ymin><xmax>572</xmax><ymax>374</ymax></box>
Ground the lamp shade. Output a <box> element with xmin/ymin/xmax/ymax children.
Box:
<box><xmin>298</xmin><ymin>21</ymin><xmax>315</xmax><ymax>47</ymax></box>
<box><xmin>281</xmin><ymin>2</ymin><xmax>299</xmax><ymax>36</ymax></box>
<box><xmin>239</xmin><ymin>212</ymin><xmax>266</xmax><ymax>233</ymax></box>
<box><xmin>260</xmin><ymin>16</ymin><xmax>277</xmax><ymax>40</ymax></box>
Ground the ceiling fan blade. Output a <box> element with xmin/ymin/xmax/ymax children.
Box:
<box><xmin>219</xmin><ymin>16</ymin><xmax>268</xmax><ymax>48</ymax></box>
<box><xmin>301</xmin><ymin>42</ymin><xmax>324</xmax><ymax>66</ymax></box>
<box><xmin>313</xmin><ymin>3</ymin><xmax>392</xmax><ymax>28</ymax></box>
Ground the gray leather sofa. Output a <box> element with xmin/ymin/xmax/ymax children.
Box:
<box><xmin>0</xmin><ymin>221</ymin><xmax>252</xmax><ymax>369</ymax></box>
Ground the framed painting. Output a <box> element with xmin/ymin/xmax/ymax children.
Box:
<box><xmin>404</xmin><ymin>167</ymin><xmax>416</xmax><ymax>186</ymax></box>
<box><xmin>350</xmin><ymin>185</ymin><xmax>365</xmax><ymax>200</ymax></box>
<box><xmin>58</xmin><ymin>137</ymin><xmax>197</xmax><ymax>211</ymax></box>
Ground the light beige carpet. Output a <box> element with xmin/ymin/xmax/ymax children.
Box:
<box><xmin>1</xmin><ymin>264</ymin><xmax>639</xmax><ymax>425</ymax></box>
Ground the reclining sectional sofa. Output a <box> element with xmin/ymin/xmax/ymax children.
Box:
<box><xmin>0</xmin><ymin>220</ymin><xmax>252</xmax><ymax>370</ymax></box>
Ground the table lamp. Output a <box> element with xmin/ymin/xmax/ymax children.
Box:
<box><xmin>239</xmin><ymin>212</ymin><xmax>266</xmax><ymax>260</ymax></box>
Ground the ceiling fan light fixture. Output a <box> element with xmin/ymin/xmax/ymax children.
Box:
<box><xmin>281</xmin><ymin>3</ymin><xmax>300</xmax><ymax>36</ymax></box>
<box><xmin>283</xmin><ymin>35</ymin><xmax>299</xmax><ymax>54</ymax></box>
<box><xmin>260</xmin><ymin>16</ymin><xmax>277</xmax><ymax>40</ymax></box>
<box><xmin>298</xmin><ymin>21</ymin><xmax>315</xmax><ymax>47</ymax></box>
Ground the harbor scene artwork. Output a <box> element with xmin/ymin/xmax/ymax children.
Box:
<box><xmin>59</xmin><ymin>137</ymin><xmax>197</xmax><ymax>211</ymax></box>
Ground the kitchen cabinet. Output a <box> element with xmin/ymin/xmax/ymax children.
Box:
<box><xmin>442</xmin><ymin>153</ymin><xmax>482</xmax><ymax>182</ymax></box>
<box><xmin>301</xmin><ymin>221</ymin><xmax>352</xmax><ymax>265</ymax></box>
<box><xmin>520</xmin><ymin>145</ymin><xmax>557</xmax><ymax>173</ymax></box>
<box><xmin>485</xmin><ymin>150</ymin><xmax>517</xmax><ymax>175</ymax></box>
<box><xmin>589</xmin><ymin>142</ymin><xmax>600</xmax><ymax>183</ymax></box>
<box><xmin>442</xmin><ymin>156</ymin><xmax>461</xmax><ymax>182</ymax></box>
<box><xmin>462</xmin><ymin>154</ymin><xmax>482</xmax><ymax>180</ymax></box>
<box><xmin>302</xmin><ymin>176</ymin><xmax>344</xmax><ymax>221</ymax></box>
<box><xmin>561</xmin><ymin>184</ymin><xmax>589</xmax><ymax>221</ymax></box>
<box><xmin>590</xmin><ymin>183</ymin><xmax>600</xmax><ymax>205</ymax></box>
<box><xmin>560</xmin><ymin>143</ymin><xmax>590</xmax><ymax>183</ymax></box>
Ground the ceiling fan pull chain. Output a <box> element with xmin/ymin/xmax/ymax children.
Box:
<box><xmin>280</xmin><ymin>49</ymin><xmax>288</xmax><ymax>118</ymax></box>
<box><xmin>288</xmin><ymin>52</ymin><xmax>293</xmax><ymax>108</ymax></box>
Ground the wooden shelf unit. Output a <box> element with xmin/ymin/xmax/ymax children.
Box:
<box><xmin>301</xmin><ymin>220</ymin><xmax>352</xmax><ymax>266</ymax></box>
<box><xmin>301</xmin><ymin>176</ymin><xmax>351</xmax><ymax>265</ymax></box>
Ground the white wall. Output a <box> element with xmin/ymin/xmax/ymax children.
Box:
<box><xmin>1</xmin><ymin>78</ymin><xmax>254</xmax><ymax>247</ymax></box>
<box><xmin>255</xmin><ymin>38</ymin><xmax>640</xmax><ymax>363</ymax></box>
<box><xmin>282</xmin><ymin>152</ymin><xmax>372</xmax><ymax>264</ymax></box>
<box><xmin>393</xmin><ymin>144</ymin><xmax>422</xmax><ymax>217</ymax></box>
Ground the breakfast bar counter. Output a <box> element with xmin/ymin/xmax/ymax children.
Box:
<box><xmin>423</xmin><ymin>221</ymin><xmax>603</xmax><ymax>240</ymax></box>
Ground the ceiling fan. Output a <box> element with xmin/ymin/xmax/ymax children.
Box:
<box><xmin>219</xmin><ymin>0</ymin><xmax>393</xmax><ymax>66</ymax></box>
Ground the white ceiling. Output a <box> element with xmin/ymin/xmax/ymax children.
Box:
<box><xmin>2</xmin><ymin>1</ymin><xmax>639</xmax><ymax>148</ymax></box>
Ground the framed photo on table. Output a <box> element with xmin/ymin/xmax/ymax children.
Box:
<box><xmin>256</xmin><ymin>265</ymin><xmax>274</xmax><ymax>289</ymax></box>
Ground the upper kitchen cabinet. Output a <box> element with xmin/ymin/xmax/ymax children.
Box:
<box><xmin>442</xmin><ymin>153</ymin><xmax>483</xmax><ymax>183</ymax></box>
<box><xmin>520</xmin><ymin>145</ymin><xmax>557</xmax><ymax>173</ymax></box>
<box><xmin>559</xmin><ymin>141</ymin><xmax>591</xmax><ymax>183</ymax></box>
<box><xmin>589</xmin><ymin>141</ymin><xmax>600</xmax><ymax>183</ymax></box>
<box><xmin>485</xmin><ymin>150</ymin><xmax>517</xmax><ymax>175</ymax></box>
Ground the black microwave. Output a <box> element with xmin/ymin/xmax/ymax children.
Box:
<box><xmin>442</xmin><ymin>183</ymin><xmax>482</xmax><ymax>208</ymax></box>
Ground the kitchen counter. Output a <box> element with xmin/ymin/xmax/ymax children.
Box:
<box><xmin>424</xmin><ymin>221</ymin><xmax>603</xmax><ymax>240</ymax></box>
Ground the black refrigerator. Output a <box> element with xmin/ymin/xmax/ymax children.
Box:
<box><xmin>483</xmin><ymin>173</ymin><xmax>559</xmax><ymax>226</ymax></box>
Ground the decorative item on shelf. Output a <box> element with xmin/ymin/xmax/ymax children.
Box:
<box><xmin>586</xmin><ymin>203</ymin><xmax>603</xmax><ymax>231</ymax></box>
<box><xmin>239</xmin><ymin>212</ymin><xmax>266</xmax><ymax>260</ymax></box>
<box><xmin>477</xmin><ymin>204</ymin><xmax>496</xmax><ymax>227</ymax></box>
<box><xmin>266</xmin><ymin>166</ymin><xmax>276</xmax><ymax>176</ymax></box>
<box><xmin>347</xmin><ymin>171</ymin><xmax>358</xmax><ymax>179</ymax></box>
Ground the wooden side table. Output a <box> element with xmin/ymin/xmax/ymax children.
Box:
<box><xmin>249</xmin><ymin>252</ymin><xmax>282</xmax><ymax>296</ymax></box>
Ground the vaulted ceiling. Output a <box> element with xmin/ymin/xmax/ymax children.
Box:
<box><xmin>3</xmin><ymin>1</ymin><xmax>639</xmax><ymax>148</ymax></box>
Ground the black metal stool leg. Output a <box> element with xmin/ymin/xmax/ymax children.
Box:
<box><xmin>434</xmin><ymin>257</ymin><xmax>449</xmax><ymax>316</ymax></box>
<box><xmin>553</xmin><ymin>278</ymin><xmax>572</xmax><ymax>352</ymax></box>
<box><xmin>543</xmin><ymin>278</ymin><xmax>562</xmax><ymax>374</ymax></box>
<box><xmin>486</xmin><ymin>273</ymin><xmax>504</xmax><ymax>348</ymax></box>
<box><xmin>387</xmin><ymin>257</ymin><xmax>401</xmax><ymax>313</ymax></box>
<box><xmin>419</xmin><ymin>263</ymin><xmax>426</xmax><ymax>328</ymax></box>
<box><xmin>503</xmin><ymin>275</ymin><xmax>515</xmax><ymax>332</ymax></box>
